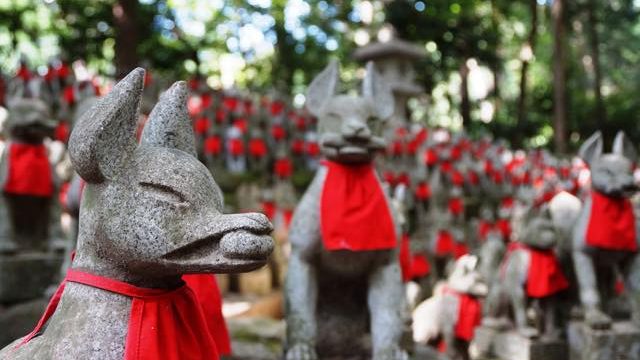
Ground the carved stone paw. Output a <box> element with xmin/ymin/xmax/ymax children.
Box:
<box><xmin>517</xmin><ymin>326</ymin><xmax>539</xmax><ymax>338</ymax></box>
<box><xmin>285</xmin><ymin>343</ymin><xmax>318</xmax><ymax>360</ymax></box>
<box><xmin>373</xmin><ymin>346</ymin><xmax>409</xmax><ymax>360</ymax></box>
<box><xmin>585</xmin><ymin>308</ymin><xmax>612</xmax><ymax>329</ymax></box>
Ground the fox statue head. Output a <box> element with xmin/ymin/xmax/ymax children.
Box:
<box><xmin>68</xmin><ymin>69</ymin><xmax>274</xmax><ymax>288</ymax></box>
<box><xmin>512</xmin><ymin>203</ymin><xmax>557</xmax><ymax>250</ymax></box>
<box><xmin>4</xmin><ymin>77</ymin><xmax>55</xmax><ymax>143</ymax></box>
<box><xmin>579</xmin><ymin>131</ymin><xmax>638</xmax><ymax>198</ymax></box>
<box><xmin>305</xmin><ymin>60</ymin><xmax>394</xmax><ymax>164</ymax></box>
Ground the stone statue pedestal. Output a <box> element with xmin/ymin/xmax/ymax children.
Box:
<box><xmin>0</xmin><ymin>253</ymin><xmax>63</xmax><ymax>303</ymax></box>
<box><xmin>568</xmin><ymin>321</ymin><xmax>640</xmax><ymax>360</ymax></box>
<box><xmin>473</xmin><ymin>325</ymin><xmax>567</xmax><ymax>360</ymax></box>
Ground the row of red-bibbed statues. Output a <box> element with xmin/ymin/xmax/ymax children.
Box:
<box><xmin>1</xmin><ymin>61</ymin><xmax>640</xmax><ymax>360</ymax></box>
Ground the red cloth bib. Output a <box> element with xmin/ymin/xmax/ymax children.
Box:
<box><xmin>261</xmin><ymin>201</ymin><xmax>276</xmax><ymax>220</ymax></box>
<box><xmin>4</xmin><ymin>143</ymin><xmax>53</xmax><ymax>197</ymax></box>
<box><xmin>249</xmin><ymin>139</ymin><xmax>267</xmax><ymax>158</ymax></box>
<box><xmin>270</xmin><ymin>101</ymin><xmax>285</xmax><ymax>116</ymax></box>
<box><xmin>63</xmin><ymin>86</ymin><xmax>75</xmax><ymax>105</ymax></box>
<box><xmin>455</xmin><ymin>292</ymin><xmax>482</xmax><ymax>341</ymax></box>
<box><xmin>223</xmin><ymin>97</ymin><xmax>238</xmax><ymax>112</ymax></box>
<box><xmin>271</xmin><ymin>124</ymin><xmax>285</xmax><ymax>141</ymax></box>
<box><xmin>233</xmin><ymin>119</ymin><xmax>248</xmax><ymax>134</ymax></box>
<box><xmin>399</xmin><ymin>234</ymin><xmax>431</xmax><ymax>282</ymax></box>
<box><xmin>396</xmin><ymin>173</ymin><xmax>410</xmax><ymax>186</ymax></box>
<box><xmin>411</xmin><ymin>254</ymin><xmax>430</xmax><ymax>279</ymax></box>
<box><xmin>182</xmin><ymin>274</ymin><xmax>231</xmax><ymax>355</ymax></box>
<box><xmin>435</xmin><ymin>230</ymin><xmax>454</xmax><ymax>256</ymax></box>
<box><xmin>283</xmin><ymin>209</ymin><xmax>294</xmax><ymax>228</ymax></box>
<box><xmin>450</xmin><ymin>170</ymin><xmax>464</xmax><ymax>186</ymax></box>
<box><xmin>55</xmin><ymin>121</ymin><xmax>70</xmax><ymax>143</ymax></box>
<box><xmin>586</xmin><ymin>191</ymin><xmax>637</xmax><ymax>252</ymax></box>
<box><xmin>18</xmin><ymin>270</ymin><xmax>220</xmax><ymax>360</ymax></box>
<box><xmin>423</xmin><ymin>149</ymin><xmax>438</xmax><ymax>166</ymax></box>
<box><xmin>448</xmin><ymin>197</ymin><xmax>464</xmax><ymax>216</ymax></box>
<box><xmin>508</xmin><ymin>242</ymin><xmax>569</xmax><ymax>298</ymax></box>
<box><xmin>496</xmin><ymin>218</ymin><xmax>511</xmax><ymax>241</ymax></box>
<box><xmin>291</xmin><ymin>139</ymin><xmax>305</xmax><ymax>155</ymax></box>
<box><xmin>320</xmin><ymin>160</ymin><xmax>396</xmax><ymax>251</ymax></box>
<box><xmin>205</xmin><ymin>136</ymin><xmax>222</xmax><ymax>155</ymax></box>
<box><xmin>305</xmin><ymin>142</ymin><xmax>320</xmax><ymax>157</ymax></box>
<box><xmin>478</xmin><ymin>221</ymin><xmax>493</xmax><ymax>241</ymax></box>
<box><xmin>414</xmin><ymin>182</ymin><xmax>431</xmax><ymax>201</ymax></box>
<box><xmin>228</xmin><ymin>138</ymin><xmax>244</xmax><ymax>156</ymax></box>
<box><xmin>441</xmin><ymin>287</ymin><xmax>481</xmax><ymax>342</ymax></box>
<box><xmin>201</xmin><ymin>93</ymin><xmax>212</xmax><ymax>109</ymax></box>
<box><xmin>274</xmin><ymin>158</ymin><xmax>293</xmax><ymax>178</ymax></box>
<box><xmin>435</xmin><ymin>230</ymin><xmax>467</xmax><ymax>258</ymax></box>
<box><xmin>194</xmin><ymin>117</ymin><xmax>210</xmax><ymax>135</ymax></box>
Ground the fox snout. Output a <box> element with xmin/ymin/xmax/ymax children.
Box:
<box><xmin>622</xmin><ymin>182</ymin><xmax>639</xmax><ymax>193</ymax></box>
<box><xmin>341</xmin><ymin>118</ymin><xmax>372</xmax><ymax>141</ymax></box>
<box><xmin>217</xmin><ymin>212</ymin><xmax>274</xmax><ymax>261</ymax></box>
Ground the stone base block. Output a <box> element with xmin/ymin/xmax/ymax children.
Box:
<box><xmin>472</xmin><ymin>326</ymin><xmax>567</xmax><ymax>360</ymax></box>
<box><xmin>568</xmin><ymin>321</ymin><xmax>640</xmax><ymax>360</ymax></box>
<box><xmin>0</xmin><ymin>252</ymin><xmax>63</xmax><ymax>303</ymax></box>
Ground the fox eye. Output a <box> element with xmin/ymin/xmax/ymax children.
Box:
<box><xmin>139</xmin><ymin>182</ymin><xmax>186</xmax><ymax>205</ymax></box>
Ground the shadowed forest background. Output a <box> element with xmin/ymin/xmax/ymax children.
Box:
<box><xmin>1</xmin><ymin>0</ymin><xmax>639</xmax><ymax>151</ymax></box>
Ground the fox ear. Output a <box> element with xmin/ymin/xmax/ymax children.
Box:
<box><xmin>140</xmin><ymin>81</ymin><xmax>196</xmax><ymax>157</ymax></box>
<box><xmin>578</xmin><ymin>131</ymin><xmax>603</xmax><ymax>166</ymax></box>
<box><xmin>612</xmin><ymin>131</ymin><xmax>637</xmax><ymax>163</ymax></box>
<box><xmin>362</xmin><ymin>61</ymin><xmax>394</xmax><ymax>120</ymax></box>
<box><xmin>306</xmin><ymin>60</ymin><xmax>339</xmax><ymax>117</ymax></box>
<box><xmin>69</xmin><ymin>68</ymin><xmax>144</xmax><ymax>183</ymax></box>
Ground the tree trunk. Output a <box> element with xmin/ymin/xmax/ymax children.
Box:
<box><xmin>460</xmin><ymin>60</ymin><xmax>471</xmax><ymax>128</ymax></box>
<box><xmin>490</xmin><ymin>0</ymin><xmax>501</xmax><ymax>115</ymax></box>
<box><xmin>271</xmin><ymin>0</ymin><xmax>294</xmax><ymax>94</ymax></box>
<box><xmin>113</xmin><ymin>0</ymin><xmax>139</xmax><ymax>79</ymax></box>
<box><xmin>586</xmin><ymin>0</ymin><xmax>606</xmax><ymax>130</ymax></box>
<box><xmin>515</xmin><ymin>0</ymin><xmax>539</xmax><ymax>148</ymax></box>
<box><xmin>552</xmin><ymin>0</ymin><xmax>567</xmax><ymax>154</ymax></box>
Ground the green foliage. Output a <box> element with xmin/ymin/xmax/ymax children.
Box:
<box><xmin>2</xmin><ymin>0</ymin><xmax>640</xmax><ymax>147</ymax></box>
<box><xmin>387</xmin><ymin>0</ymin><xmax>640</xmax><ymax>148</ymax></box>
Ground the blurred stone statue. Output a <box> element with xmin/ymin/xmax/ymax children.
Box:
<box><xmin>284</xmin><ymin>61</ymin><xmax>408</xmax><ymax>360</ymax></box>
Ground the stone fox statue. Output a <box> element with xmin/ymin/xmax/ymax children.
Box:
<box><xmin>571</xmin><ymin>131</ymin><xmax>640</xmax><ymax>329</ymax></box>
<box><xmin>412</xmin><ymin>255</ymin><xmax>487</xmax><ymax>360</ymax></box>
<box><xmin>486</xmin><ymin>203</ymin><xmax>569</xmax><ymax>338</ymax></box>
<box><xmin>0</xmin><ymin>69</ymin><xmax>274</xmax><ymax>360</ymax></box>
<box><xmin>0</xmin><ymin>78</ymin><xmax>57</xmax><ymax>253</ymax></box>
<box><xmin>284</xmin><ymin>61</ymin><xmax>408</xmax><ymax>360</ymax></box>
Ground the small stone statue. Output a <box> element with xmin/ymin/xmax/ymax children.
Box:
<box><xmin>1</xmin><ymin>69</ymin><xmax>274</xmax><ymax>359</ymax></box>
<box><xmin>412</xmin><ymin>255</ymin><xmax>487</xmax><ymax>360</ymax></box>
<box><xmin>0</xmin><ymin>76</ymin><xmax>63</xmax><ymax>306</ymax></box>
<box><xmin>0</xmin><ymin>78</ymin><xmax>57</xmax><ymax>253</ymax></box>
<box><xmin>284</xmin><ymin>61</ymin><xmax>408</xmax><ymax>360</ymax></box>
<box><xmin>486</xmin><ymin>202</ymin><xmax>569</xmax><ymax>339</ymax></box>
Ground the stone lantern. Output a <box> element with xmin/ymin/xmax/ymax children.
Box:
<box><xmin>354</xmin><ymin>36</ymin><xmax>425</xmax><ymax>132</ymax></box>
